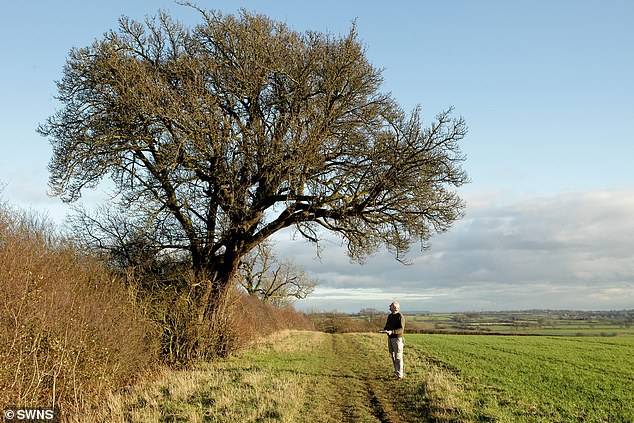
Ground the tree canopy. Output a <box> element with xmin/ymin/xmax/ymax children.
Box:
<box><xmin>39</xmin><ymin>8</ymin><xmax>468</xmax><ymax>303</ymax></box>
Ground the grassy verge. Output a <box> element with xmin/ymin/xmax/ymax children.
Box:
<box><xmin>101</xmin><ymin>331</ymin><xmax>421</xmax><ymax>422</ymax></box>
<box><xmin>99</xmin><ymin>331</ymin><xmax>634</xmax><ymax>422</ymax></box>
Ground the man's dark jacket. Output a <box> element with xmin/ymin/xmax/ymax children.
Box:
<box><xmin>384</xmin><ymin>312</ymin><xmax>404</xmax><ymax>338</ymax></box>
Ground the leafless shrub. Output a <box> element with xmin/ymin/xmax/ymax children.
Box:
<box><xmin>0</xmin><ymin>197</ymin><xmax>314</xmax><ymax>422</ymax></box>
<box><xmin>156</xmin><ymin>278</ymin><xmax>314</xmax><ymax>365</ymax></box>
<box><xmin>0</xmin><ymin>205</ymin><xmax>159</xmax><ymax>417</ymax></box>
<box><xmin>310</xmin><ymin>313</ymin><xmax>381</xmax><ymax>333</ymax></box>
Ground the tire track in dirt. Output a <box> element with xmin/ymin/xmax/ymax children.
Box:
<box><xmin>347</xmin><ymin>334</ymin><xmax>405</xmax><ymax>423</ymax></box>
<box><xmin>295</xmin><ymin>333</ymin><xmax>431</xmax><ymax>422</ymax></box>
<box><xmin>352</xmin><ymin>333</ymin><xmax>435</xmax><ymax>423</ymax></box>
<box><xmin>366</xmin><ymin>382</ymin><xmax>392</xmax><ymax>423</ymax></box>
<box><xmin>330</xmin><ymin>334</ymin><xmax>391</xmax><ymax>423</ymax></box>
<box><xmin>329</xmin><ymin>334</ymin><xmax>365</xmax><ymax>423</ymax></box>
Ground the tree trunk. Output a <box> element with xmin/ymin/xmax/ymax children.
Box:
<box><xmin>186</xmin><ymin>258</ymin><xmax>241</xmax><ymax>359</ymax></box>
<box><xmin>197</xmin><ymin>262</ymin><xmax>239</xmax><ymax>321</ymax></box>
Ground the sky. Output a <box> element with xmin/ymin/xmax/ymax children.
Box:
<box><xmin>1</xmin><ymin>1</ymin><xmax>633</xmax><ymax>312</ymax></box>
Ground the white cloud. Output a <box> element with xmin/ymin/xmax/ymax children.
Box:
<box><xmin>277</xmin><ymin>189</ymin><xmax>634</xmax><ymax>311</ymax></box>
<box><xmin>309</xmin><ymin>286</ymin><xmax>449</xmax><ymax>301</ymax></box>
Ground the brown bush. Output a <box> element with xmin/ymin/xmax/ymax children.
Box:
<box><xmin>155</xmin><ymin>281</ymin><xmax>314</xmax><ymax>364</ymax></box>
<box><xmin>0</xmin><ymin>207</ymin><xmax>159</xmax><ymax>418</ymax></box>
<box><xmin>308</xmin><ymin>313</ymin><xmax>376</xmax><ymax>333</ymax></box>
<box><xmin>228</xmin><ymin>292</ymin><xmax>314</xmax><ymax>353</ymax></box>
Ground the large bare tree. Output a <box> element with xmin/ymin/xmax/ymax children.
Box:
<box><xmin>40</xmin><ymin>8</ymin><xmax>468</xmax><ymax>327</ymax></box>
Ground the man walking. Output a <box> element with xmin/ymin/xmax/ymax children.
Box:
<box><xmin>382</xmin><ymin>301</ymin><xmax>405</xmax><ymax>379</ymax></box>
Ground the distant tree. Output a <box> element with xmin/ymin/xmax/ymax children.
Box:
<box><xmin>39</xmin><ymin>7</ymin><xmax>468</xmax><ymax>353</ymax></box>
<box><xmin>359</xmin><ymin>307</ymin><xmax>383</xmax><ymax>326</ymax></box>
<box><xmin>359</xmin><ymin>308</ymin><xmax>382</xmax><ymax>316</ymax></box>
<box><xmin>239</xmin><ymin>242</ymin><xmax>316</xmax><ymax>307</ymax></box>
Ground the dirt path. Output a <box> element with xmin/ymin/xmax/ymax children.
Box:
<box><xmin>309</xmin><ymin>333</ymin><xmax>428</xmax><ymax>423</ymax></box>
<box><xmin>105</xmin><ymin>331</ymin><xmax>433</xmax><ymax>422</ymax></box>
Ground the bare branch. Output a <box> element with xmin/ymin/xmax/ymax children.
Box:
<box><xmin>40</xmin><ymin>7</ymin><xmax>468</xmax><ymax>297</ymax></box>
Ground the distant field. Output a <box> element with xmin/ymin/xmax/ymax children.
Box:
<box><xmin>107</xmin><ymin>331</ymin><xmax>634</xmax><ymax>422</ymax></box>
<box><xmin>405</xmin><ymin>310</ymin><xmax>634</xmax><ymax>336</ymax></box>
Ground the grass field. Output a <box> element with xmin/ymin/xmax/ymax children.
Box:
<box><xmin>103</xmin><ymin>331</ymin><xmax>634</xmax><ymax>422</ymax></box>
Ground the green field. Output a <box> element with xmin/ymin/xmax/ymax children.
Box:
<box><xmin>107</xmin><ymin>331</ymin><xmax>634</xmax><ymax>422</ymax></box>
<box><xmin>407</xmin><ymin>334</ymin><xmax>634</xmax><ymax>421</ymax></box>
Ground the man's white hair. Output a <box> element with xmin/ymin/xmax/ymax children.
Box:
<box><xmin>390</xmin><ymin>301</ymin><xmax>400</xmax><ymax>310</ymax></box>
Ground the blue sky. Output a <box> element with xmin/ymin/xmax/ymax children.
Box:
<box><xmin>1</xmin><ymin>1</ymin><xmax>633</xmax><ymax>312</ymax></box>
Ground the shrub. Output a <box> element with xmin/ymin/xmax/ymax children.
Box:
<box><xmin>155</xmin><ymin>282</ymin><xmax>314</xmax><ymax>364</ymax></box>
<box><xmin>309</xmin><ymin>313</ymin><xmax>383</xmax><ymax>333</ymax></box>
<box><xmin>0</xmin><ymin>206</ymin><xmax>159</xmax><ymax>417</ymax></box>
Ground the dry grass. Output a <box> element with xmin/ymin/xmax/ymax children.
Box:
<box><xmin>253</xmin><ymin>329</ymin><xmax>325</xmax><ymax>354</ymax></box>
<box><xmin>420</xmin><ymin>366</ymin><xmax>468</xmax><ymax>421</ymax></box>
<box><xmin>90</xmin><ymin>332</ymin><xmax>323</xmax><ymax>422</ymax></box>
<box><xmin>230</xmin><ymin>294</ymin><xmax>314</xmax><ymax>352</ymax></box>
